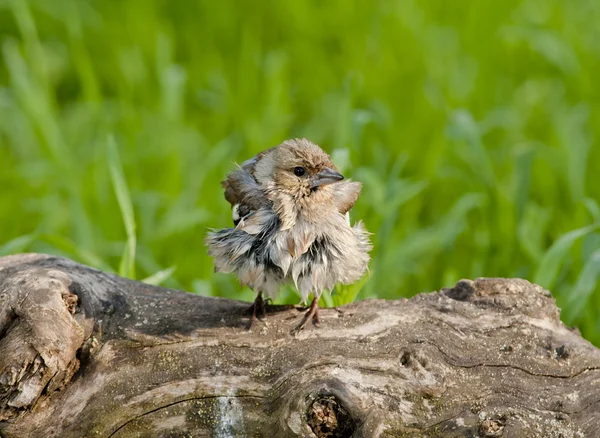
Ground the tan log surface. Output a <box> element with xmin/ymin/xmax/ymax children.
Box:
<box><xmin>0</xmin><ymin>253</ymin><xmax>599</xmax><ymax>437</ymax></box>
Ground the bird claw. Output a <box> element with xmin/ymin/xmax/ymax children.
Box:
<box><xmin>291</xmin><ymin>297</ymin><xmax>320</xmax><ymax>335</ymax></box>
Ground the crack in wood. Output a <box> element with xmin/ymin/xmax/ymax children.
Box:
<box><xmin>107</xmin><ymin>395</ymin><xmax>266</xmax><ymax>438</ymax></box>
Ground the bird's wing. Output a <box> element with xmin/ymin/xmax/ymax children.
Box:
<box><xmin>221</xmin><ymin>165</ymin><xmax>271</xmax><ymax>226</ymax></box>
<box><xmin>332</xmin><ymin>180</ymin><xmax>362</xmax><ymax>214</ymax></box>
<box><xmin>238</xmin><ymin>145</ymin><xmax>277</xmax><ymax>172</ymax></box>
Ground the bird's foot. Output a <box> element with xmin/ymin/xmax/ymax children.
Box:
<box><xmin>291</xmin><ymin>297</ymin><xmax>320</xmax><ymax>335</ymax></box>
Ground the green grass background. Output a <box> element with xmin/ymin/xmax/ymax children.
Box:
<box><xmin>1</xmin><ymin>0</ymin><xmax>600</xmax><ymax>343</ymax></box>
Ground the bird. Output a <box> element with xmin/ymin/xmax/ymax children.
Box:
<box><xmin>205</xmin><ymin>138</ymin><xmax>371</xmax><ymax>331</ymax></box>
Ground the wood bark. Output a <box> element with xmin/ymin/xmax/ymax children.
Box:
<box><xmin>0</xmin><ymin>253</ymin><xmax>599</xmax><ymax>437</ymax></box>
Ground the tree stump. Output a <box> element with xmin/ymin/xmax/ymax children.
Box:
<box><xmin>0</xmin><ymin>254</ymin><xmax>599</xmax><ymax>437</ymax></box>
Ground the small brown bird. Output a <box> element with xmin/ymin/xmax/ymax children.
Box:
<box><xmin>206</xmin><ymin>138</ymin><xmax>371</xmax><ymax>331</ymax></box>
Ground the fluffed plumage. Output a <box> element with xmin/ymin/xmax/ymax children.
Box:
<box><xmin>206</xmin><ymin>138</ymin><xmax>372</xmax><ymax>329</ymax></box>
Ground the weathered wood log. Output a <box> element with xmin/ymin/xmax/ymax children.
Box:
<box><xmin>0</xmin><ymin>253</ymin><xmax>599</xmax><ymax>437</ymax></box>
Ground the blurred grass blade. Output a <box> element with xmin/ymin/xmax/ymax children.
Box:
<box><xmin>0</xmin><ymin>234</ymin><xmax>36</xmax><ymax>256</ymax></box>
<box><xmin>142</xmin><ymin>266</ymin><xmax>176</xmax><ymax>286</ymax></box>
<box><xmin>447</xmin><ymin>110</ymin><xmax>496</xmax><ymax>188</ymax></box>
<box><xmin>38</xmin><ymin>233</ymin><xmax>114</xmax><ymax>272</ymax></box>
<box><xmin>107</xmin><ymin>136</ymin><xmax>137</xmax><ymax>278</ymax></box>
<box><xmin>319</xmin><ymin>290</ymin><xmax>334</xmax><ymax>308</ymax></box>
<box><xmin>334</xmin><ymin>271</ymin><xmax>372</xmax><ymax>305</ymax></box>
<box><xmin>583</xmin><ymin>198</ymin><xmax>600</xmax><ymax>223</ymax></box>
<box><xmin>517</xmin><ymin>203</ymin><xmax>550</xmax><ymax>262</ymax></box>
<box><xmin>564</xmin><ymin>249</ymin><xmax>600</xmax><ymax>324</ymax></box>
<box><xmin>533</xmin><ymin>224</ymin><xmax>599</xmax><ymax>289</ymax></box>
<box><xmin>514</xmin><ymin>148</ymin><xmax>534</xmax><ymax>221</ymax></box>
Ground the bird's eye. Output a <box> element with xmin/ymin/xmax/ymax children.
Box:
<box><xmin>293</xmin><ymin>167</ymin><xmax>306</xmax><ymax>177</ymax></box>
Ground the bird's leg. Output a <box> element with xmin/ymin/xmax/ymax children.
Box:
<box><xmin>246</xmin><ymin>292</ymin><xmax>266</xmax><ymax>330</ymax></box>
<box><xmin>255</xmin><ymin>292</ymin><xmax>267</xmax><ymax>320</ymax></box>
<box><xmin>312</xmin><ymin>299</ymin><xmax>320</xmax><ymax>324</ymax></box>
<box><xmin>292</xmin><ymin>296</ymin><xmax>320</xmax><ymax>334</ymax></box>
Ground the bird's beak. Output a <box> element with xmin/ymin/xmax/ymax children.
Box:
<box><xmin>310</xmin><ymin>167</ymin><xmax>345</xmax><ymax>188</ymax></box>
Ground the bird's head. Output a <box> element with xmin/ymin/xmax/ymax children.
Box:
<box><xmin>253</xmin><ymin>138</ymin><xmax>344</xmax><ymax>200</ymax></box>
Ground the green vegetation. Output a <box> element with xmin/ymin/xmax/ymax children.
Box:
<box><xmin>1</xmin><ymin>1</ymin><xmax>599</xmax><ymax>343</ymax></box>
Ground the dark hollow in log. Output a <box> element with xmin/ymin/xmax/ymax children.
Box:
<box><xmin>0</xmin><ymin>254</ymin><xmax>599</xmax><ymax>437</ymax></box>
